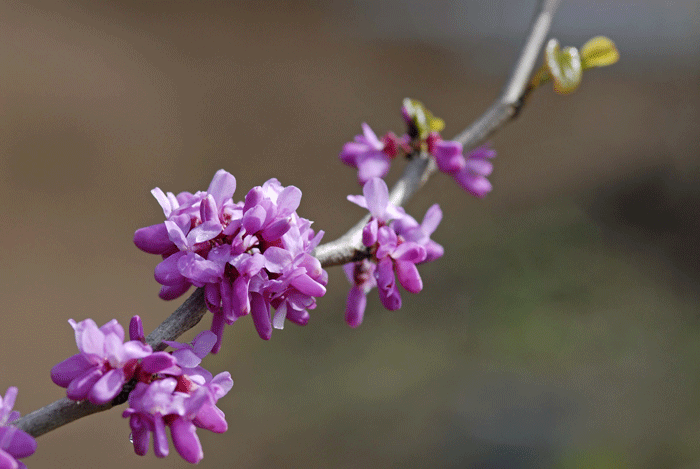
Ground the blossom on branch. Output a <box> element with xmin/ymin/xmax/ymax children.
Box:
<box><xmin>50</xmin><ymin>318</ymin><xmax>154</xmax><ymax>404</ymax></box>
<box><xmin>339</xmin><ymin>123</ymin><xmax>407</xmax><ymax>184</ymax></box>
<box><xmin>122</xmin><ymin>328</ymin><xmax>232</xmax><ymax>464</ymax></box>
<box><xmin>343</xmin><ymin>178</ymin><xmax>443</xmax><ymax>326</ymax></box>
<box><xmin>134</xmin><ymin>170</ymin><xmax>328</xmax><ymax>352</ymax></box>
<box><xmin>0</xmin><ymin>387</ymin><xmax>37</xmax><ymax>469</ymax></box>
<box><xmin>432</xmin><ymin>137</ymin><xmax>496</xmax><ymax>198</ymax></box>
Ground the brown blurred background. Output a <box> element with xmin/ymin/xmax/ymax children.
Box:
<box><xmin>1</xmin><ymin>1</ymin><xmax>699</xmax><ymax>468</ymax></box>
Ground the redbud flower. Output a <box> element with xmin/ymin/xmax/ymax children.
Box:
<box><xmin>122</xmin><ymin>332</ymin><xmax>233</xmax><ymax>464</ymax></box>
<box><xmin>339</xmin><ymin>123</ymin><xmax>406</xmax><ymax>184</ymax></box>
<box><xmin>344</xmin><ymin>178</ymin><xmax>443</xmax><ymax>324</ymax></box>
<box><xmin>433</xmin><ymin>137</ymin><xmax>496</xmax><ymax>198</ymax></box>
<box><xmin>51</xmin><ymin>318</ymin><xmax>153</xmax><ymax>404</ymax></box>
<box><xmin>0</xmin><ymin>387</ymin><xmax>37</xmax><ymax>469</ymax></box>
<box><xmin>135</xmin><ymin>170</ymin><xmax>327</xmax><ymax>352</ymax></box>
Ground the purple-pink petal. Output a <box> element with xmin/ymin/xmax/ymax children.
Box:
<box><xmin>134</xmin><ymin>224</ymin><xmax>173</xmax><ymax>255</ymax></box>
<box><xmin>362</xmin><ymin>177</ymin><xmax>389</xmax><ymax>220</ymax></box>
<box><xmin>261</xmin><ymin>218</ymin><xmax>291</xmax><ymax>242</ymax></box>
<box><xmin>51</xmin><ymin>354</ymin><xmax>92</xmax><ymax>388</ymax></box>
<box><xmin>172</xmin><ymin>348</ymin><xmax>201</xmax><ymax>368</ymax></box>
<box><xmin>129</xmin><ymin>417</ymin><xmax>150</xmax><ymax>456</ymax></box>
<box><xmin>345</xmin><ymin>286</ymin><xmax>367</xmax><ymax>328</ymax></box>
<box><xmin>88</xmin><ymin>368</ymin><xmax>126</xmax><ymax>404</ymax></box>
<box><xmin>362</xmin><ymin>219</ymin><xmax>378</xmax><ymax>247</ymax></box>
<box><xmin>0</xmin><ymin>427</ymin><xmax>36</xmax><ymax>459</ymax></box>
<box><xmin>421</xmin><ymin>204</ymin><xmax>442</xmax><ymax>237</ymax></box>
<box><xmin>286</xmin><ymin>308</ymin><xmax>310</xmax><ymax>326</ymax></box>
<box><xmin>277</xmin><ymin>186</ymin><xmax>302</xmax><ymax>217</ymax></box>
<box><xmin>206</xmin><ymin>169</ymin><xmax>236</xmax><ymax>210</ymax></box>
<box><xmin>177</xmin><ymin>252</ymin><xmax>221</xmax><ymax>285</ymax></box>
<box><xmin>360</xmin><ymin>122</ymin><xmax>383</xmax><ymax>149</ymax></box>
<box><xmin>465</xmin><ymin>158</ymin><xmax>493</xmax><ymax>176</ymax></box>
<box><xmin>153</xmin><ymin>414</ymin><xmax>169</xmax><ymax>458</ymax></box>
<box><xmin>129</xmin><ymin>315</ymin><xmax>145</xmax><ymax>342</ymax></box>
<box><xmin>66</xmin><ymin>367</ymin><xmax>102</xmax><ymax>401</ymax></box>
<box><xmin>192</xmin><ymin>331</ymin><xmax>217</xmax><ymax>358</ymax></box>
<box><xmin>250</xmin><ymin>293</ymin><xmax>272</xmax><ymax>340</ymax></box>
<box><xmin>434</xmin><ymin>140</ymin><xmax>466</xmax><ymax>174</ymax></box>
<box><xmin>263</xmin><ymin>247</ymin><xmax>292</xmax><ymax>273</ymax></box>
<box><xmin>395</xmin><ymin>260</ymin><xmax>423</xmax><ymax>294</ymax></box>
<box><xmin>141</xmin><ymin>352</ymin><xmax>179</xmax><ymax>374</ymax></box>
<box><xmin>199</xmin><ymin>194</ymin><xmax>218</xmax><ymax>223</ymax></box>
<box><xmin>356</xmin><ymin>153</ymin><xmax>391</xmax><ymax>184</ymax></box>
<box><xmin>69</xmin><ymin>318</ymin><xmax>105</xmax><ymax>358</ymax></box>
<box><xmin>391</xmin><ymin>243</ymin><xmax>426</xmax><ymax>264</ymax></box>
<box><xmin>377</xmin><ymin>257</ymin><xmax>402</xmax><ymax>311</ymax></box>
<box><xmin>159</xmin><ymin>281</ymin><xmax>191</xmax><ymax>300</ymax></box>
<box><xmin>454</xmin><ymin>170</ymin><xmax>492</xmax><ymax>198</ymax></box>
<box><xmin>346</xmin><ymin>194</ymin><xmax>367</xmax><ymax>209</ymax></box>
<box><xmin>98</xmin><ymin>319</ymin><xmax>125</xmax><ymax>342</ymax></box>
<box><xmin>164</xmin><ymin>220</ymin><xmax>188</xmax><ymax>251</ymax></box>
<box><xmin>170</xmin><ymin>418</ymin><xmax>203</xmax><ymax>464</ymax></box>
<box><xmin>151</xmin><ymin>187</ymin><xmax>173</xmax><ymax>217</ymax></box>
<box><xmin>423</xmin><ymin>240</ymin><xmax>445</xmax><ymax>262</ymax></box>
<box><xmin>187</xmin><ymin>220</ymin><xmax>222</xmax><ymax>245</ymax></box>
<box><xmin>193</xmin><ymin>404</ymin><xmax>228</xmax><ymax>433</ymax></box>
<box><xmin>290</xmin><ymin>274</ymin><xmax>326</xmax><ymax>297</ymax></box>
<box><xmin>154</xmin><ymin>252</ymin><xmax>187</xmax><ymax>286</ymax></box>
<box><xmin>242</xmin><ymin>205</ymin><xmax>266</xmax><ymax>234</ymax></box>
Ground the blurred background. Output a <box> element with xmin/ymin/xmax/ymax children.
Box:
<box><xmin>1</xmin><ymin>0</ymin><xmax>699</xmax><ymax>467</ymax></box>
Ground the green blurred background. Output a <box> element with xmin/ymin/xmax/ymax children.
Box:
<box><xmin>1</xmin><ymin>1</ymin><xmax>699</xmax><ymax>468</ymax></box>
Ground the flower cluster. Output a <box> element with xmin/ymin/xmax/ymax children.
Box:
<box><xmin>0</xmin><ymin>387</ymin><xmax>36</xmax><ymax>469</ymax></box>
<box><xmin>51</xmin><ymin>316</ymin><xmax>232</xmax><ymax>464</ymax></box>
<box><xmin>339</xmin><ymin>99</ymin><xmax>496</xmax><ymax>197</ymax></box>
<box><xmin>343</xmin><ymin>178</ymin><xmax>443</xmax><ymax>327</ymax></box>
<box><xmin>431</xmin><ymin>139</ymin><xmax>496</xmax><ymax>198</ymax></box>
<box><xmin>134</xmin><ymin>170</ymin><xmax>328</xmax><ymax>351</ymax></box>
<box><xmin>123</xmin><ymin>329</ymin><xmax>232</xmax><ymax>464</ymax></box>
<box><xmin>339</xmin><ymin>123</ymin><xmax>408</xmax><ymax>185</ymax></box>
<box><xmin>50</xmin><ymin>317</ymin><xmax>153</xmax><ymax>404</ymax></box>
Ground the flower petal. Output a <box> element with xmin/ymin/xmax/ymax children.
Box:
<box><xmin>345</xmin><ymin>286</ymin><xmax>367</xmax><ymax>328</ymax></box>
<box><xmin>206</xmin><ymin>169</ymin><xmax>236</xmax><ymax>210</ymax></box>
<box><xmin>0</xmin><ymin>427</ymin><xmax>36</xmax><ymax>459</ymax></box>
<box><xmin>170</xmin><ymin>418</ymin><xmax>203</xmax><ymax>464</ymax></box>
<box><xmin>250</xmin><ymin>293</ymin><xmax>271</xmax><ymax>340</ymax></box>
<box><xmin>51</xmin><ymin>354</ymin><xmax>93</xmax><ymax>388</ymax></box>
<box><xmin>133</xmin><ymin>224</ymin><xmax>173</xmax><ymax>255</ymax></box>
<box><xmin>356</xmin><ymin>153</ymin><xmax>391</xmax><ymax>184</ymax></box>
<box><xmin>362</xmin><ymin>178</ymin><xmax>389</xmax><ymax>220</ymax></box>
<box><xmin>89</xmin><ymin>368</ymin><xmax>125</xmax><ymax>404</ymax></box>
<box><xmin>276</xmin><ymin>186</ymin><xmax>302</xmax><ymax>217</ymax></box>
<box><xmin>193</xmin><ymin>404</ymin><xmax>228</xmax><ymax>433</ymax></box>
<box><xmin>395</xmin><ymin>260</ymin><xmax>423</xmax><ymax>294</ymax></box>
<box><xmin>66</xmin><ymin>367</ymin><xmax>102</xmax><ymax>401</ymax></box>
<box><xmin>154</xmin><ymin>252</ymin><xmax>187</xmax><ymax>286</ymax></box>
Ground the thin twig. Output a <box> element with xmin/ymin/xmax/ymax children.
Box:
<box><xmin>13</xmin><ymin>0</ymin><xmax>560</xmax><ymax>439</ymax></box>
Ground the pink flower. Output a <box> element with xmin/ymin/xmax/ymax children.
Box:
<box><xmin>340</xmin><ymin>123</ymin><xmax>405</xmax><ymax>184</ymax></box>
<box><xmin>343</xmin><ymin>178</ymin><xmax>443</xmax><ymax>325</ymax></box>
<box><xmin>135</xmin><ymin>171</ymin><xmax>328</xmax><ymax>352</ymax></box>
<box><xmin>0</xmin><ymin>387</ymin><xmax>37</xmax><ymax>469</ymax></box>
<box><xmin>51</xmin><ymin>318</ymin><xmax>153</xmax><ymax>404</ymax></box>
<box><xmin>433</xmin><ymin>139</ymin><xmax>496</xmax><ymax>198</ymax></box>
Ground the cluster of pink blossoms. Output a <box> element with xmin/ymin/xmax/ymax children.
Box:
<box><xmin>0</xmin><ymin>387</ymin><xmax>36</xmax><ymax>469</ymax></box>
<box><xmin>14</xmin><ymin>99</ymin><xmax>489</xmax><ymax>467</ymax></box>
<box><xmin>51</xmin><ymin>316</ymin><xmax>232</xmax><ymax>464</ymax></box>
<box><xmin>134</xmin><ymin>170</ymin><xmax>328</xmax><ymax>351</ymax></box>
<box><xmin>343</xmin><ymin>178</ymin><xmax>444</xmax><ymax>327</ymax></box>
<box><xmin>340</xmin><ymin>99</ymin><xmax>496</xmax><ymax>198</ymax></box>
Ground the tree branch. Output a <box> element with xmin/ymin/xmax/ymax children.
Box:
<box><xmin>316</xmin><ymin>0</ymin><xmax>561</xmax><ymax>267</ymax></box>
<box><xmin>13</xmin><ymin>0</ymin><xmax>561</xmax><ymax>439</ymax></box>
